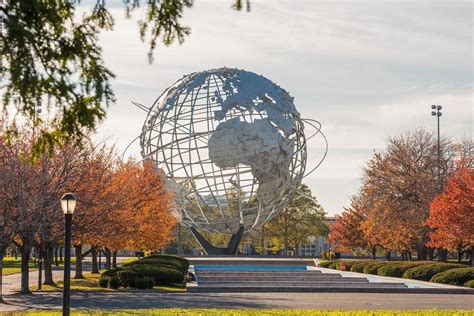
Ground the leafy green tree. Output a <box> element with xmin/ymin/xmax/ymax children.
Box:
<box><xmin>0</xmin><ymin>0</ymin><xmax>247</xmax><ymax>158</ymax></box>
<box><xmin>266</xmin><ymin>184</ymin><xmax>328</xmax><ymax>255</ymax></box>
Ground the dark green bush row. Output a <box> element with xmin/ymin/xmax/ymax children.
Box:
<box><xmin>377</xmin><ymin>262</ymin><xmax>428</xmax><ymax>278</ymax></box>
<box><xmin>363</xmin><ymin>262</ymin><xmax>390</xmax><ymax>275</ymax></box>
<box><xmin>430</xmin><ymin>267</ymin><xmax>474</xmax><ymax>286</ymax></box>
<box><xmin>402</xmin><ymin>263</ymin><xmax>463</xmax><ymax>281</ymax></box>
<box><xmin>320</xmin><ymin>259</ymin><xmax>473</xmax><ymax>287</ymax></box>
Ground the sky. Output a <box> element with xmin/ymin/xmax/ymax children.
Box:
<box><xmin>90</xmin><ymin>0</ymin><xmax>473</xmax><ymax>216</ymax></box>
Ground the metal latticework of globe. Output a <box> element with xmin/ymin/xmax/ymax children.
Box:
<box><xmin>140</xmin><ymin>68</ymin><xmax>308</xmax><ymax>234</ymax></box>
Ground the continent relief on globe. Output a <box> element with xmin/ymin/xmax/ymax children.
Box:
<box><xmin>208</xmin><ymin>117</ymin><xmax>295</xmax><ymax>204</ymax></box>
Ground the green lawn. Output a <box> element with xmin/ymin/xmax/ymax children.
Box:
<box><xmin>1</xmin><ymin>309</ymin><xmax>473</xmax><ymax>316</ymax></box>
<box><xmin>30</xmin><ymin>272</ymin><xmax>186</xmax><ymax>292</ymax></box>
<box><xmin>2</xmin><ymin>257</ymin><xmax>37</xmax><ymax>276</ymax></box>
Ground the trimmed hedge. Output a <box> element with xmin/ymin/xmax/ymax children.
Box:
<box><xmin>377</xmin><ymin>262</ymin><xmax>427</xmax><ymax>278</ymax></box>
<box><xmin>101</xmin><ymin>255</ymin><xmax>188</xmax><ymax>290</ymax></box>
<box><xmin>125</xmin><ymin>255</ymin><xmax>189</xmax><ymax>274</ymax></box>
<box><xmin>402</xmin><ymin>263</ymin><xmax>465</xmax><ymax>281</ymax></box>
<box><xmin>319</xmin><ymin>260</ymin><xmax>339</xmax><ymax>268</ymax></box>
<box><xmin>464</xmin><ymin>280</ymin><xmax>474</xmax><ymax>288</ymax></box>
<box><xmin>363</xmin><ymin>262</ymin><xmax>390</xmax><ymax>275</ymax></box>
<box><xmin>430</xmin><ymin>267</ymin><xmax>474</xmax><ymax>286</ymax></box>
<box><xmin>328</xmin><ymin>261</ymin><xmax>341</xmax><ymax>269</ymax></box>
<box><xmin>98</xmin><ymin>276</ymin><xmax>109</xmax><ymax>288</ymax></box>
<box><xmin>108</xmin><ymin>276</ymin><xmax>121</xmax><ymax>289</ymax></box>
<box><xmin>350</xmin><ymin>261</ymin><xmax>377</xmax><ymax>273</ymax></box>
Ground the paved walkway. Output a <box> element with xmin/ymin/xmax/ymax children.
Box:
<box><xmin>0</xmin><ymin>292</ymin><xmax>473</xmax><ymax>312</ymax></box>
<box><xmin>2</xmin><ymin>257</ymin><xmax>129</xmax><ymax>294</ymax></box>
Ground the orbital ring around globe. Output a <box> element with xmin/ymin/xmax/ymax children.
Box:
<box><xmin>136</xmin><ymin>67</ymin><xmax>327</xmax><ymax>235</ymax></box>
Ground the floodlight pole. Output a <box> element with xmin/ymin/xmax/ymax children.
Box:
<box><xmin>431</xmin><ymin>105</ymin><xmax>442</xmax><ymax>192</ymax></box>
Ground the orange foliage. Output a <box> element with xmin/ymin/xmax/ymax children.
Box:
<box><xmin>426</xmin><ymin>166</ymin><xmax>474</xmax><ymax>250</ymax></box>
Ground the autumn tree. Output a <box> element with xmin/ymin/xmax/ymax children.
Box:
<box><xmin>0</xmin><ymin>135</ymin><xmax>23</xmax><ymax>302</ymax></box>
<box><xmin>103</xmin><ymin>160</ymin><xmax>176</xmax><ymax>255</ymax></box>
<box><xmin>361</xmin><ymin>129</ymin><xmax>455</xmax><ymax>260</ymax></box>
<box><xmin>266</xmin><ymin>184</ymin><xmax>327</xmax><ymax>255</ymax></box>
<box><xmin>426</xmin><ymin>165</ymin><xmax>474</xmax><ymax>266</ymax></box>
<box><xmin>329</xmin><ymin>193</ymin><xmax>378</xmax><ymax>258</ymax></box>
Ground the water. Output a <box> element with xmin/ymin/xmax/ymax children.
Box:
<box><xmin>195</xmin><ymin>265</ymin><xmax>308</xmax><ymax>271</ymax></box>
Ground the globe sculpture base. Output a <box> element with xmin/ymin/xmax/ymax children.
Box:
<box><xmin>189</xmin><ymin>226</ymin><xmax>245</xmax><ymax>255</ymax></box>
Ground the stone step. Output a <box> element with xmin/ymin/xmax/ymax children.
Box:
<box><xmin>197</xmin><ymin>280</ymin><xmax>392</xmax><ymax>287</ymax></box>
<box><xmin>195</xmin><ymin>282</ymin><xmax>407</xmax><ymax>288</ymax></box>
<box><xmin>194</xmin><ymin>270</ymin><xmax>321</xmax><ymax>275</ymax></box>
<box><xmin>197</xmin><ymin>277</ymin><xmax>368</xmax><ymax>282</ymax></box>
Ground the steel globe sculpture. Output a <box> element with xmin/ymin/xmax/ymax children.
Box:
<box><xmin>137</xmin><ymin>68</ymin><xmax>326</xmax><ymax>254</ymax></box>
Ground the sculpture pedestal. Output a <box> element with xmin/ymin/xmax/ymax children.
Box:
<box><xmin>189</xmin><ymin>226</ymin><xmax>244</xmax><ymax>255</ymax></box>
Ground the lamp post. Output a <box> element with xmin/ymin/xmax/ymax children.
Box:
<box><xmin>61</xmin><ymin>193</ymin><xmax>76</xmax><ymax>316</ymax></box>
<box><xmin>431</xmin><ymin>105</ymin><xmax>442</xmax><ymax>192</ymax></box>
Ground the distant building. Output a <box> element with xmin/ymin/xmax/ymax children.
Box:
<box><xmin>298</xmin><ymin>216</ymin><xmax>336</xmax><ymax>257</ymax></box>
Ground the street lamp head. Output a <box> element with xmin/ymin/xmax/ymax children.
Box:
<box><xmin>437</xmin><ymin>105</ymin><xmax>442</xmax><ymax>110</ymax></box>
<box><xmin>61</xmin><ymin>193</ymin><xmax>77</xmax><ymax>215</ymax></box>
<box><xmin>431</xmin><ymin>111</ymin><xmax>437</xmax><ymax>116</ymax></box>
<box><xmin>438</xmin><ymin>112</ymin><xmax>442</xmax><ymax>117</ymax></box>
<box><xmin>431</xmin><ymin>105</ymin><xmax>437</xmax><ymax>109</ymax></box>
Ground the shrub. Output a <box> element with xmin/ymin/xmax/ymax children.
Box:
<box><xmin>141</xmin><ymin>255</ymin><xmax>189</xmax><ymax>272</ymax></box>
<box><xmin>363</xmin><ymin>262</ymin><xmax>390</xmax><ymax>275</ymax></box>
<box><xmin>344</xmin><ymin>260</ymin><xmax>359</xmax><ymax>271</ymax></box>
<box><xmin>377</xmin><ymin>262</ymin><xmax>427</xmax><ymax>278</ymax></box>
<box><xmin>98</xmin><ymin>276</ymin><xmax>109</xmax><ymax>288</ymax></box>
<box><xmin>117</xmin><ymin>270</ymin><xmax>140</xmax><ymax>288</ymax></box>
<box><xmin>134</xmin><ymin>276</ymin><xmax>154</xmax><ymax>289</ymax></box>
<box><xmin>319</xmin><ymin>260</ymin><xmax>339</xmax><ymax>268</ymax></box>
<box><xmin>101</xmin><ymin>267</ymin><xmax>121</xmax><ymax>278</ymax></box>
<box><xmin>118</xmin><ymin>264</ymin><xmax>184</xmax><ymax>286</ymax></box>
<box><xmin>108</xmin><ymin>276</ymin><xmax>121</xmax><ymax>289</ymax></box>
<box><xmin>328</xmin><ymin>261</ymin><xmax>340</xmax><ymax>269</ymax></box>
<box><xmin>463</xmin><ymin>280</ymin><xmax>474</xmax><ymax>288</ymax></box>
<box><xmin>403</xmin><ymin>263</ymin><xmax>465</xmax><ymax>281</ymax></box>
<box><xmin>319</xmin><ymin>261</ymin><xmax>334</xmax><ymax>268</ymax></box>
<box><xmin>134</xmin><ymin>258</ymin><xmax>187</xmax><ymax>273</ymax></box>
<box><xmin>430</xmin><ymin>267</ymin><xmax>474</xmax><ymax>286</ymax></box>
<box><xmin>350</xmin><ymin>261</ymin><xmax>376</xmax><ymax>273</ymax></box>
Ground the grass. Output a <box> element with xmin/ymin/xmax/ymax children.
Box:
<box><xmin>121</xmin><ymin>257</ymin><xmax>138</xmax><ymax>265</ymax></box>
<box><xmin>2</xmin><ymin>257</ymin><xmax>37</xmax><ymax>276</ymax></box>
<box><xmin>30</xmin><ymin>272</ymin><xmax>186</xmax><ymax>292</ymax></box>
<box><xmin>1</xmin><ymin>309</ymin><xmax>473</xmax><ymax>315</ymax></box>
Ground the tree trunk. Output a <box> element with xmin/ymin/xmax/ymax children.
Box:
<box><xmin>470</xmin><ymin>247</ymin><xmax>474</xmax><ymax>267</ymax></box>
<box><xmin>457</xmin><ymin>246</ymin><xmax>462</xmax><ymax>264</ymax></box>
<box><xmin>59</xmin><ymin>247</ymin><xmax>63</xmax><ymax>264</ymax></box>
<box><xmin>385</xmin><ymin>251</ymin><xmax>391</xmax><ymax>261</ymax></box>
<box><xmin>0</xmin><ymin>253</ymin><xmax>5</xmax><ymax>303</ymax></box>
<box><xmin>91</xmin><ymin>249</ymin><xmax>99</xmax><ymax>274</ymax></box>
<box><xmin>438</xmin><ymin>248</ymin><xmax>448</xmax><ymax>263</ymax></box>
<box><xmin>74</xmin><ymin>244</ymin><xmax>84</xmax><ymax>279</ymax></box>
<box><xmin>112</xmin><ymin>250</ymin><xmax>117</xmax><ymax>268</ymax></box>
<box><xmin>18</xmin><ymin>240</ymin><xmax>32</xmax><ymax>294</ymax></box>
<box><xmin>417</xmin><ymin>245</ymin><xmax>428</xmax><ymax>261</ymax></box>
<box><xmin>178</xmin><ymin>224</ymin><xmax>183</xmax><ymax>255</ymax></box>
<box><xmin>428</xmin><ymin>248</ymin><xmax>434</xmax><ymax>261</ymax></box>
<box><xmin>43</xmin><ymin>246</ymin><xmax>55</xmax><ymax>285</ymax></box>
<box><xmin>54</xmin><ymin>248</ymin><xmax>59</xmax><ymax>266</ymax></box>
<box><xmin>105</xmin><ymin>248</ymin><xmax>111</xmax><ymax>270</ymax></box>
